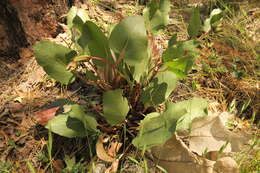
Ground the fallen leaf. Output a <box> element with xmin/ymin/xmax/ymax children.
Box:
<box><xmin>35</xmin><ymin>107</ymin><xmax>59</xmax><ymax>125</ymax></box>
<box><xmin>213</xmin><ymin>157</ymin><xmax>239</xmax><ymax>173</ymax></box>
<box><xmin>105</xmin><ymin>159</ymin><xmax>119</xmax><ymax>173</ymax></box>
<box><xmin>96</xmin><ymin>135</ymin><xmax>115</xmax><ymax>162</ymax></box>
<box><xmin>52</xmin><ymin>159</ymin><xmax>64</xmax><ymax>172</ymax></box>
<box><xmin>6</xmin><ymin>102</ymin><xmax>24</xmax><ymax>113</ymax></box>
<box><xmin>152</xmin><ymin>133</ymin><xmax>240</xmax><ymax>173</ymax></box>
<box><xmin>107</xmin><ymin>141</ymin><xmax>122</xmax><ymax>157</ymax></box>
<box><xmin>189</xmin><ymin>112</ymin><xmax>251</xmax><ymax>155</ymax></box>
<box><xmin>152</xmin><ymin>134</ymin><xmax>215</xmax><ymax>173</ymax></box>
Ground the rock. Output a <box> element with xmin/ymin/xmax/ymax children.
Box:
<box><xmin>213</xmin><ymin>157</ymin><xmax>239</xmax><ymax>173</ymax></box>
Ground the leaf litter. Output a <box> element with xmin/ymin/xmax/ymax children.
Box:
<box><xmin>0</xmin><ymin>0</ymin><xmax>258</xmax><ymax>172</ymax></box>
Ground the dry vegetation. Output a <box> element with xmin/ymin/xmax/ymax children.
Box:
<box><xmin>0</xmin><ymin>0</ymin><xmax>259</xmax><ymax>172</ymax></box>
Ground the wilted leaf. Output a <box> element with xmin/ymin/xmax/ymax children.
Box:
<box><xmin>107</xmin><ymin>141</ymin><xmax>122</xmax><ymax>158</ymax></box>
<box><xmin>189</xmin><ymin>112</ymin><xmax>251</xmax><ymax>155</ymax></box>
<box><xmin>152</xmin><ymin>133</ymin><xmax>240</xmax><ymax>173</ymax></box>
<box><xmin>105</xmin><ymin>159</ymin><xmax>119</xmax><ymax>173</ymax></box>
<box><xmin>52</xmin><ymin>159</ymin><xmax>64</xmax><ymax>173</ymax></box>
<box><xmin>213</xmin><ymin>157</ymin><xmax>239</xmax><ymax>173</ymax></box>
<box><xmin>143</xmin><ymin>0</ymin><xmax>171</xmax><ymax>33</ymax></box>
<box><xmin>109</xmin><ymin>16</ymin><xmax>149</xmax><ymax>81</ymax></box>
<box><xmin>36</xmin><ymin>107</ymin><xmax>59</xmax><ymax>125</ymax></box>
<box><xmin>103</xmin><ymin>89</ymin><xmax>130</xmax><ymax>126</ymax></box>
<box><xmin>96</xmin><ymin>135</ymin><xmax>115</xmax><ymax>162</ymax></box>
<box><xmin>33</xmin><ymin>41</ymin><xmax>76</xmax><ymax>84</ymax></box>
<box><xmin>188</xmin><ymin>7</ymin><xmax>202</xmax><ymax>38</ymax></box>
<box><xmin>151</xmin><ymin>134</ymin><xmax>216</xmax><ymax>173</ymax></box>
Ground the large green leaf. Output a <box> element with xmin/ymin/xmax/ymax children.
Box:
<box><xmin>143</xmin><ymin>0</ymin><xmax>171</xmax><ymax>33</ymax></box>
<box><xmin>66</xmin><ymin>104</ymin><xmax>98</xmax><ymax>133</ymax></box>
<box><xmin>132</xmin><ymin>112</ymin><xmax>171</xmax><ymax>149</ymax></box>
<box><xmin>109</xmin><ymin>16</ymin><xmax>149</xmax><ymax>81</ymax></box>
<box><xmin>133</xmin><ymin>98</ymin><xmax>208</xmax><ymax>149</ymax></box>
<box><xmin>67</xmin><ymin>6</ymin><xmax>89</xmax><ymax>29</ymax></box>
<box><xmin>103</xmin><ymin>89</ymin><xmax>130</xmax><ymax>126</ymax></box>
<box><xmin>46</xmin><ymin>114</ymin><xmax>85</xmax><ymax>138</ymax></box>
<box><xmin>187</xmin><ymin>7</ymin><xmax>202</xmax><ymax>38</ymax></box>
<box><xmin>141</xmin><ymin>71</ymin><xmax>178</xmax><ymax>106</ymax></box>
<box><xmin>78</xmin><ymin>21</ymin><xmax>113</xmax><ymax>66</ymax></box>
<box><xmin>46</xmin><ymin>104</ymin><xmax>98</xmax><ymax>138</ymax></box>
<box><xmin>163</xmin><ymin>40</ymin><xmax>199</xmax><ymax>62</ymax></box>
<box><xmin>33</xmin><ymin>41</ymin><xmax>76</xmax><ymax>84</ymax></box>
<box><xmin>162</xmin><ymin>40</ymin><xmax>199</xmax><ymax>78</ymax></box>
<box><xmin>165</xmin><ymin>55</ymin><xmax>195</xmax><ymax>78</ymax></box>
<box><xmin>175</xmin><ymin>98</ymin><xmax>208</xmax><ymax>130</ymax></box>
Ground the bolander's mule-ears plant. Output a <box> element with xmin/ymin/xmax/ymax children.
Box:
<box><xmin>34</xmin><ymin>0</ymin><xmax>208</xmax><ymax>152</ymax></box>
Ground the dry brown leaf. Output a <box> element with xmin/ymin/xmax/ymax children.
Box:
<box><xmin>52</xmin><ymin>159</ymin><xmax>64</xmax><ymax>172</ymax></box>
<box><xmin>107</xmin><ymin>141</ymin><xmax>122</xmax><ymax>158</ymax></box>
<box><xmin>189</xmin><ymin>112</ymin><xmax>251</xmax><ymax>155</ymax></box>
<box><xmin>6</xmin><ymin>102</ymin><xmax>24</xmax><ymax>113</ymax></box>
<box><xmin>105</xmin><ymin>159</ymin><xmax>119</xmax><ymax>173</ymax></box>
<box><xmin>35</xmin><ymin>107</ymin><xmax>59</xmax><ymax>125</ymax></box>
<box><xmin>213</xmin><ymin>157</ymin><xmax>239</xmax><ymax>173</ymax></box>
<box><xmin>96</xmin><ymin>135</ymin><xmax>115</xmax><ymax>162</ymax></box>
<box><xmin>152</xmin><ymin>134</ymin><xmax>215</xmax><ymax>173</ymax></box>
<box><xmin>151</xmin><ymin>134</ymin><xmax>239</xmax><ymax>173</ymax></box>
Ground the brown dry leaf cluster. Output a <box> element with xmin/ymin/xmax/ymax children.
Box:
<box><xmin>96</xmin><ymin>134</ymin><xmax>122</xmax><ymax>172</ymax></box>
<box><xmin>151</xmin><ymin>111</ymin><xmax>252</xmax><ymax>173</ymax></box>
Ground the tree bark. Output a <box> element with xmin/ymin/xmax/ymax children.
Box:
<box><xmin>0</xmin><ymin>0</ymin><xmax>72</xmax><ymax>60</ymax></box>
<box><xmin>0</xmin><ymin>0</ymin><xmax>28</xmax><ymax>59</ymax></box>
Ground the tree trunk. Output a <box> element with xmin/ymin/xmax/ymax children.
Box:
<box><xmin>0</xmin><ymin>0</ymin><xmax>73</xmax><ymax>60</ymax></box>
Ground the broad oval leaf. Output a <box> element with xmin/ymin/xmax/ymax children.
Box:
<box><xmin>141</xmin><ymin>71</ymin><xmax>178</xmax><ymax>106</ymax></box>
<box><xmin>133</xmin><ymin>98</ymin><xmax>208</xmax><ymax>149</ymax></box>
<box><xmin>109</xmin><ymin>16</ymin><xmax>149</xmax><ymax>81</ymax></box>
<box><xmin>133</xmin><ymin>100</ymin><xmax>187</xmax><ymax>149</ymax></box>
<box><xmin>165</xmin><ymin>56</ymin><xmax>195</xmax><ymax>78</ymax></box>
<box><xmin>132</xmin><ymin>112</ymin><xmax>171</xmax><ymax>149</ymax></box>
<box><xmin>46</xmin><ymin>114</ymin><xmax>85</xmax><ymax>138</ymax></box>
<box><xmin>143</xmin><ymin>0</ymin><xmax>171</xmax><ymax>33</ymax></box>
<box><xmin>162</xmin><ymin>40</ymin><xmax>200</xmax><ymax>78</ymax></box>
<box><xmin>67</xmin><ymin>104</ymin><xmax>98</xmax><ymax>133</ymax></box>
<box><xmin>46</xmin><ymin>104</ymin><xmax>98</xmax><ymax>138</ymax></box>
<box><xmin>67</xmin><ymin>6</ymin><xmax>89</xmax><ymax>29</ymax></box>
<box><xmin>78</xmin><ymin>21</ymin><xmax>113</xmax><ymax>66</ymax></box>
<box><xmin>103</xmin><ymin>89</ymin><xmax>130</xmax><ymax>126</ymax></box>
<box><xmin>33</xmin><ymin>41</ymin><xmax>76</xmax><ymax>84</ymax></box>
<box><xmin>174</xmin><ymin>98</ymin><xmax>208</xmax><ymax>131</ymax></box>
<box><xmin>188</xmin><ymin>7</ymin><xmax>202</xmax><ymax>38</ymax></box>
